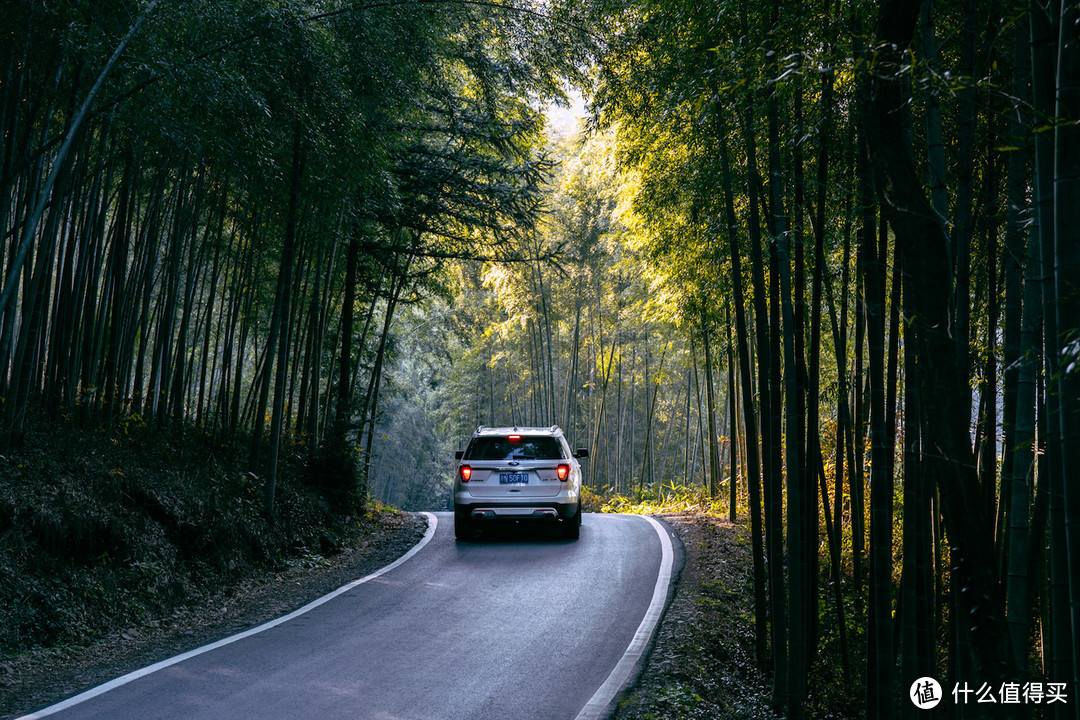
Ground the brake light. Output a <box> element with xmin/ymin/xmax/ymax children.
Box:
<box><xmin>508</xmin><ymin>434</ymin><xmax>522</xmax><ymax>442</ymax></box>
<box><xmin>460</xmin><ymin>465</ymin><xmax>472</xmax><ymax>482</ymax></box>
<box><xmin>557</xmin><ymin>464</ymin><xmax>570</xmax><ymax>481</ymax></box>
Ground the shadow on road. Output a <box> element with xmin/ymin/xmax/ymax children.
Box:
<box><xmin>455</xmin><ymin>518</ymin><xmax>586</xmax><ymax>545</ymax></box>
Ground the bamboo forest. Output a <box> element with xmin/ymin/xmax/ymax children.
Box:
<box><xmin>2</xmin><ymin>0</ymin><xmax>1080</xmax><ymax>718</ymax></box>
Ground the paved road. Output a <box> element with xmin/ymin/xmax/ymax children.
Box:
<box><xmin>22</xmin><ymin>512</ymin><xmax>679</xmax><ymax>720</ymax></box>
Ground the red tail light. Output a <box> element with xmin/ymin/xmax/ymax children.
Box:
<box><xmin>460</xmin><ymin>465</ymin><xmax>472</xmax><ymax>482</ymax></box>
<box><xmin>557</xmin><ymin>464</ymin><xmax>570</xmax><ymax>481</ymax></box>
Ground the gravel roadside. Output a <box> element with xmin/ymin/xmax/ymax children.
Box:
<box><xmin>614</xmin><ymin>511</ymin><xmax>773</xmax><ymax>720</ymax></box>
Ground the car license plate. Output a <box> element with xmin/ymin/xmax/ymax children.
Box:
<box><xmin>499</xmin><ymin>473</ymin><xmax>529</xmax><ymax>484</ymax></box>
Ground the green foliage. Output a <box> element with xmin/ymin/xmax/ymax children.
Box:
<box><xmin>584</xmin><ymin>482</ymin><xmax>726</xmax><ymax>516</ymax></box>
<box><xmin>0</xmin><ymin>0</ymin><xmax>604</xmax><ymax>534</ymax></box>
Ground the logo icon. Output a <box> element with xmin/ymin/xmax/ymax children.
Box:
<box><xmin>911</xmin><ymin>677</ymin><xmax>943</xmax><ymax>709</ymax></box>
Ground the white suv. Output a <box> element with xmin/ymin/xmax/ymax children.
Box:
<box><xmin>453</xmin><ymin>426</ymin><xmax>587</xmax><ymax>540</ymax></box>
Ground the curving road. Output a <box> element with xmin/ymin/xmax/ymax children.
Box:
<box><xmin>20</xmin><ymin>512</ymin><xmax>681</xmax><ymax>720</ymax></box>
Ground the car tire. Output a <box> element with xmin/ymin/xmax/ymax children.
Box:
<box><xmin>454</xmin><ymin>508</ymin><xmax>473</xmax><ymax>541</ymax></box>
<box><xmin>562</xmin><ymin>504</ymin><xmax>581</xmax><ymax>540</ymax></box>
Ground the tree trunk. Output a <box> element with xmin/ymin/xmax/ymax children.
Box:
<box><xmin>336</xmin><ymin>232</ymin><xmax>360</xmax><ymax>433</ymax></box>
<box><xmin>739</xmin><ymin>99</ymin><xmax>786</xmax><ymax>703</ymax></box>
<box><xmin>866</xmin><ymin>0</ymin><xmax>1013</xmax><ymax>693</ymax></box>
<box><xmin>590</xmin><ymin>340</ymin><xmax>617</xmax><ymax>468</ymax></box>
<box><xmin>702</xmin><ymin>313</ymin><xmax>721</xmax><ymax>498</ymax></box>
<box><xmin>1052</xmin><ymin>0</ymin><xmax>1080</xmax><ymax>701</ymax></box>
<box><xmin>1031</xmin><ymin>0</ymin><xmax>1073</xmax><ymax>708</ymax></box>
<box><xmin>859</xmin><ymin>144</ymin><xmax>894</xmax><ymax>718</ymax></box>
<box><xmin>1000</xmin><ymin>15</ymin><xmax>1031</xmax><ymax>676</ymax></box>
<box><xmin>726</xmin><ymin>315</ymin><xmax>738</xmax><ymax>522</ymax></box>
<box><xmin>919</xmin><ymin>0</ymin><xmax>950</xmax><ymax>224</ymax></box>
<box><xmin>263</xmin><ymin>128</ymin><xmax>306</xmax><ymax>518</ymax></box>
<box><xmin>711</xmin><ymin>109</ymin><xmax>766</xmax><ymax>668</ymax></box>
<box><xmin>564</xmin><ymin>295</ymin><xmax>583</xmax><ymax>432</ymax></box>
<box><xmin>1005</xmin><ymin>219</ymin><xmax>1041</xmax><ymax>673</ymax></box>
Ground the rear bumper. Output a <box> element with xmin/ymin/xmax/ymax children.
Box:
<box><xmin>454</xmin><ymin>499</ymin><xmax>580</xmax><ymax>522</ymax></box>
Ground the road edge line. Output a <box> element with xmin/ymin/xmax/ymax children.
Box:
<box><xmin>574</xmin><ymin>514</ymin><xmax>677</xmax><ymax>720</ymax></box>
<box><xmin>16</xmin><ymin>511</ymin><xmax>439</xmax><ymax>720</ymax></box>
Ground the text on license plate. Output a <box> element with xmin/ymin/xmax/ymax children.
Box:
<box><xmin>499</xmin><ymin>473</ymin><xmax>529</xmax><ymax>484</ymax></box>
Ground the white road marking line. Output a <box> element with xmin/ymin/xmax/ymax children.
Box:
<box><xmin>15</xmin><ymin>512</ymin><xmax>439</xmax><ymax>720</ymax></box>
<box><xmin>575</xmin><ymin>514</ymin><xmax>676</xmax><ymax>720</ymax></box>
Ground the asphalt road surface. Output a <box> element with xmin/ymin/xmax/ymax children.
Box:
<box><xmin>21</xmin><ymin>512</ymin><xmax>680</xmax><ymax>720</ymax></box>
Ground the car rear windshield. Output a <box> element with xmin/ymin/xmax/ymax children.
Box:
<box><xmin>465</xmin><ymin>436</ymin><xmax>566</xmax><ymax>461</ymax></box>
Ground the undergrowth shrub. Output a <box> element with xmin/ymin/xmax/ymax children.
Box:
<box><xmin>303</xmin><ymin>435</ymin><xmax>363</xmax><ymax>516</ymax></box>
<box><xmin>0</xmin><ymin>417</ymin><xmax>373</xmax><ymax>657</ymax></box>
<box><xmin>582</xmin><ymin>481</ymin><xmax>727</xmax><ymax>516</ymax></box>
